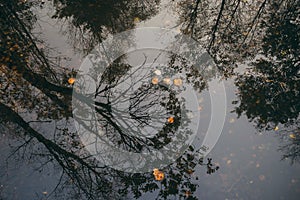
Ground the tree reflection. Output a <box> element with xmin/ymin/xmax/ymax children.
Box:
<box><xmin>232</xmin><ymin>1</ymin><xmax>300</xmax><ymax>162</ymax></box>
<box><xmin>0</xmin><ymin>72</ymin><xmax>218</xmax><ymax>198</ymax></box>
<box><xmin>0</xmin><ymin>1</ymin><xmax>219</xmax><ymax>199</ymax></box>
<box><xmin>71</xmin><ymin>47</ymin><xmax>217</xmax><ymax>172</ymax></box>
<box><xmin>0</xmin><ymin>0</ymin><xmax>74</xmax><ymax>120</ymax></box>
<box><xmin>51</xmin><ymin>0</ymin><xmax>160</xmax><ymax>53</ymax></box>
<box><xmin>234</xmin><ymin>0</ymin><xmax>299</xmax><ymax>130</ymax></box>
<box><xmin>0</xmin><ymin>98</ymin><xmax>219</xmax><ymax>199</ymax></box>
<box><xmin>1</xmin><ymin>0</ymin><xmax>299</xmax><ymax>199</ymax></box>
<box><xmin>178</xmin><ymin>0</ymin><xmax>270</xmax><ymax>76</ymax></box>
<box><xmin>178</xmin><ymin>0</ymin><xmax>300</xmax><ymax>163</ymax></box>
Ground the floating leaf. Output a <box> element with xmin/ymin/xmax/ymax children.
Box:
<box><xmin>163</xmin><ymin>77</ymin><xmax>171</xmax><ymax>85</ymax></box>
<box><xmin>281</xmin><ymin>50</ymin><xmax>287</xmax><ymax>55</ymax></box>
<box><xmin>134</xmin><ymin>17</ymin><xmax>140</xmax><ymax>23</ymax></box>
<box><xmin>259</xmin><ymin>175</ymin><xmax>266</xmax><ymax>181</ymax></box>
<box><xmin>274</xmin><ymin>126</ymin><xmax>279</xmax><ymax>131</ymax></box>
<box><xmin>154</xmin><ymin>69</ymin><xmax>162</xmax><ymax>76</ymax></box>
<box><xmin>167</xmin><ymin>117</ymin><xmax>174</xmax><ymax>124</ymax></box>
<box><xmin>229</xmin><ymin>118</ymin><xmax>235</xmax><ymax>123</ymax></box>
<box><xmin>153</xmin><ymin>168</ymin><xmax>164</xmax><ymax>181</ymax></box>
<box><xmin>226</xmin><ymin>160</ymin><xmax>232</xmax><ymax>165</ymax></box>
<box><xmin>185</xmin><ymin>190</ymin><xmax>192</xmax><ymax>197</ymax></box>
<box><xmin>289</xmin><ymin>134</ymin><xmax>296</xmax><ymax>139</ymax></box>
<box><xmin>151</xmin><ymin>77</ymin><xmax>159</xmax><ymax>85</ymax></box>
<box><xmin>242</xmin><ymin>32</ymin><xmax>248</xmax><ymax>36</ymax></box>
<box><xmin>173</xmin><ymin>78</ymin><xmax>182</xmax><ymax>86</ymax></box>
<box><xmin>98</xmin><ymin>129</ymin><xmax>104</xmax><ymax>136</ymax></box>
<box><xmin>68</xmin><ymin>77</ymin><xmax>76</xmax><ymax>85</ymax></box>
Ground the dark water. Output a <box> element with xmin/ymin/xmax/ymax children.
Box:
<box><xmin>0</xmin><ymin>0</ymin><xmax>299</xmax><ymax>199</ymax></box>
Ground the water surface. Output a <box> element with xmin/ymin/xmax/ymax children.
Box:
<box><xmin>0</xmin><ymin>0</ymin><xmax>299</xmax><ymax>199</ymax></box>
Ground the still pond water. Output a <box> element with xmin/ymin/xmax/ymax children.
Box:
<box><xmin>0</xmin><ymin>0</ymin><xmax>299</xmax><ymax>199</ymax></box>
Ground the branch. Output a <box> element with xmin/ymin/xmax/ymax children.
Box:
<box><xmin>238</xmin><ymin>0</ymin><xmax>267</xmax><ymax>47</ymax></box>
<box><xmin>209</xmin><ymin>0</ymin><xmax>226</xmax><ymax>50</ymax></box>
<box><xmin>0</xmin><ymin>102</ymin><xmax>104</xmax><ymax>174</ymax></box>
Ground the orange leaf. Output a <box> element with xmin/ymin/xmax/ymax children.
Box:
<box><xmin>153</xmin><ymin>168</ymin><xmax>159</xmax><ymax>175</ymax></box>
<box><xmin>168</xmin><ymin>117</ymin><xmax>174</xmax><ymax>124</ymax></box>
<box><xmin>68</xmin><ymin>78</ymin><xmax>76</xmax><ymax>85</ymax></box>
<box><xmin>152</xmin><ymin>77</ymin><xmax>159</xmax><ymax>85</ymax></box>
<box><xmin>185</xmin><ymin>190</ymin><xmax>192</xmax><ymax>197</ymax></box>
<box><xmin>153</xmin><ymin>168</ymin><xmax>165</xmax><ymax>181</ymax></box>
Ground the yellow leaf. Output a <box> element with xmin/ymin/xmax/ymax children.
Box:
<box><xmin>242</xmin><ymin>32</ymin><xmax>248</xmax><ymax>36</ymax></box>
<box><xmin>274</xmin><ymin>126</ymin><xmax>279</xmax><ymax>131</ymax></box>
<box><xmin>281</xmin><ymin>51</ymin><xmax>287</xmax><ymax>55</ymax></box>
<box><xmin>134</xmin><ymin>17</ymin><xmax>140</xmax><ymax>23</ymax></box>
<box><xmin>289</xmin><ymin>134</ymin><xmax>296</xmax><ymax>139</ymax></box>
<box><xmin>163</xmin><ymin>78</ymin><xmax>171</xmax><ymax>85</ymax></box>
<box><xmin>229</xmin><ymin>118</ymin><xmax>235</xmax><ymax>123</ymax></box>
<box><xmin>173</xmin><ymin>78</ymin><xmax>182</xmax><ymax>86</ymax></box>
